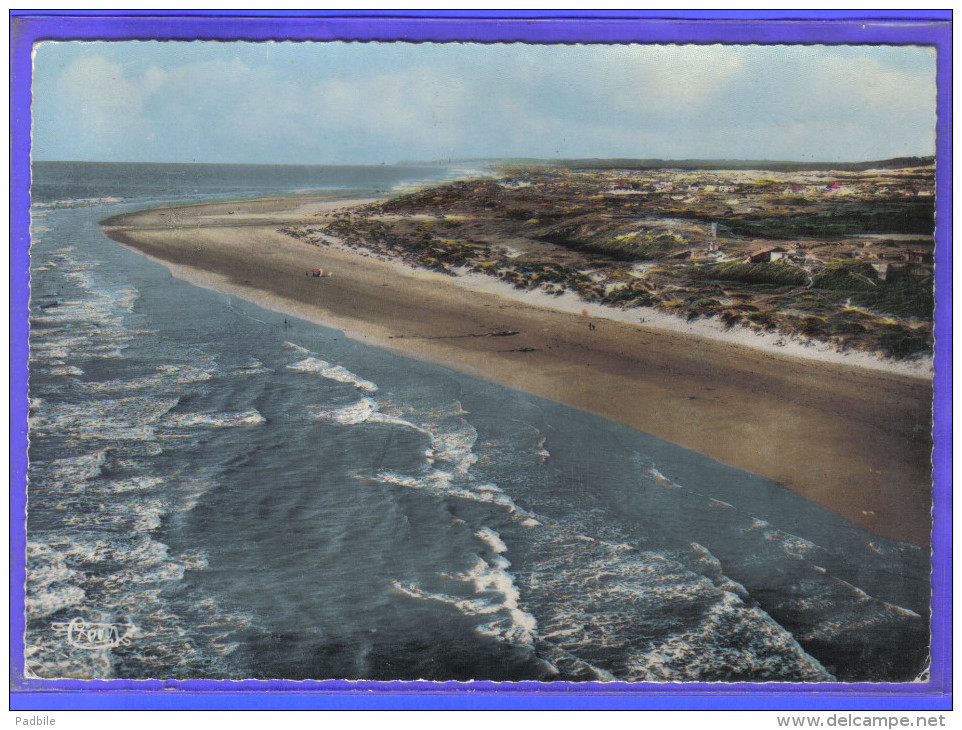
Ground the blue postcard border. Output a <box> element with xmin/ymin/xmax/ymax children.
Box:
<box><xmin>8</xmin><ymin>10</ymin><xmax>952</xmax><ymax>712</ymax></box>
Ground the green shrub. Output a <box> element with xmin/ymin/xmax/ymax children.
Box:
<box><xmin>852</xmin><ymin>275</ymin><xmax>934</xmax><ymax>320</ymax></box>
<box><xmin>684</xmin><ymin>296</ymin><xmax>723</xmax><ymax>321</ymax></box>
<box><xmin>811</xmin><ymin>259</ymin><xmax>878</xmax><ymax>291</ymax></box>
<box><xmin>877</xmin><ymin>324</ymin><xmax>932</xmax><ymax>358</ymax></box>
<box><xmin>800</xmin><ymin>316</ymin><xmax>827</xmax><ymax>336</ymax></box>
<box><xmin>505</xmin><ymin>206</ymin><xmax>536</xmax><ymax>221</ymax></box>
<box><xmin>720</xmin><ymin>310</ymin><xmax>743</xmax><ymax>329</ymax></box>
<box><xmin>537</xmin><ymin>224</ymin><xmax>687</xmax><ymax>261</ymax></box>
<box><xmin>604</xmin><ymin>286</ymin><xmax>655</xmax><ymax>307</ymax></box>
<box><xmin>748</xmin><ymin>310</ymin><xmax>780</xmax><ymax>329</ymax></box>
<box><xmin>700</xmin><ymin>261</ymin><xmax>807</xmax><ymax>287</ymax></box>
<box><xmin>827</xmin><ymin>313</ymin><xmax>868</xmax><ymax>334</ymax></box>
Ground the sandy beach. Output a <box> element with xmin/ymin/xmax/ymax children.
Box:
<box><xmin>101</xmin><ymin>195</ymin><xmax>935</xmax><ymax>546</ymax></box>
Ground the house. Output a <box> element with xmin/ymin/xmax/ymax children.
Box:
<box><xmin>826</xmin><ymin>181</ymin><xmax>856</xmax><ymax>194</ymax></box>
<box><xmin>906</xmin><ymin>250</ymin><xmax>934</xmax><ymax>265</ymax></box>
<box><xmin>747</xmin><ymin>247</ymin><xmax>788</xmax><ymax>263</ymax></box>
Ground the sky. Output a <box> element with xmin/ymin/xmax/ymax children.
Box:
<box><xmin>30</xmin><ymin>41</ymin><xmax>937</xmax><ymax>164</ymax></box>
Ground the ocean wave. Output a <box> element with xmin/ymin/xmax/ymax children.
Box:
<box><xmin>46</xmin><ymin>364</ymin><xmax>85</xmax><ymax>377</ymax></box>
<box><xmin>25</xmin><ymin>542</ymin><xmax>87</xmax><ymax>619</ymax></box>
<box><xmin>82</xmin><ymin>364</ymin><xmax>215</xmax><ymax>394</ymax></box>
<box><xmin>520</xmin><ymin>529</ymin><xmax>832</xmax><ymax>682</ymax></box>
<box><xmin>287</xmin><ymin>357</ymin><xmax>378</xmax><ymax>393</ymax></box>
<box><xmin>29</xmin><ymin>397</ymin><xmax>180</xmax><ymax>443</ymax></box>
<box><xmin>24</xmin><ymin>530</ymin><xmax>250</xmax><ymax>680</ymax></box>
<box><xmin>466</xmin><ymin>528</ymin><xmax>538</xmax><ymax>644</ymax></box>
<box><xmin>25</xmin><ymin>225</ymin><xmax>263</xmax><ymax>676</ymax></box>
<box><xmin>646</xmin><ymin>466</ymin><xmax>682</xmax><ymax>489</ymax></box>
<box><xmin>374</xmin><ymin>471</ymin><xmax>543</xmax><ymax>526</ymax></box>
<box><xmin>228</xmin><ymin>358</ymin><xmax>272</xmax><ymax>376</ymax></box>
<box><xmin>743</xmin><ymin>518</ymin><xmax>820</xmax><ymax>560</ymax></box>
<box><xmin>34</xmin><ymin>196</ymin><xmax>123</xmax><ymax>210</ymax></box>
<box><xmin>392</xmin><ymin>527</ymin><xmax>538</xmax><ymax>647</ymax></box>
<box><xmin>164</xmin><ymin>410</ymin><xmax>266</xmax><ymax>428</ymax></box>
<box><xmin>44</xmin><ymin>450</ymin><xmax>110</xmax><ymax>490</ymax></box>
<box><xmin>532</xmin><ymin>428</ymin><xmax>550</xmax><ymax>462</ymax></box>
<box><xmin>61</xmin><ymin>495</ymin><xmax>169</xmax><ymax>533</ymax></box>
<box><xmin>687</xmin><ymin>542</ymin><xmax>751</xmax><ymax>602</ymax></box>
<box><xmin>350</xmin><ymin>399</ymin><xmax>545</xmax><ymax>527</ymax></box>
<box><xmin>28</xmin><ymin>256</ymin><xmax>141</xmax><ymax>363</ymax></box>
<box><xmin>634</xmin><ymin>462</ymin><xmax>928</xmax><ymax>678</ymax></box>
<box><xmin>311</xmin><ymin>397</ymin><xmax>380</xmax><ymax>425</ymax></box>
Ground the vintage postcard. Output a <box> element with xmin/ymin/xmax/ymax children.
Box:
<box><xmin>10</xmin><ymin>12</ymin><xmax>950</xmax><ymax>711</ymax></box>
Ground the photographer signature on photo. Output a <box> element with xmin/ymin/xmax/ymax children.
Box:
<box><xmin>51</xmin><ymin>617</ymin><xmax>138</xmax><ymax>650</ymax></box>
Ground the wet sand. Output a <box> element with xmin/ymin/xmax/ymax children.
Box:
<box><xmin>101</xmin><ymin>196</ymin><xmax>934</xmax><ymax>545</ymax></box>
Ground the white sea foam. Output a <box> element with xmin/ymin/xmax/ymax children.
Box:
<box><xmin>35</xmin><ymin>196</ymin><xmax>122</xmax><ymax>209</ymax></box>
<box><xmin>62</xmin><ymin>496</ymin><xmax>169</xmax><ymax>533</ymax></box>
<box><xmin>474</xmin><ymin>526</ymin><xmax>508</xmax><ymax>555</ymax></box>
<box><xmin>646</xmin><ymin>467</ymin><xmax>682</xmax><ymax>489</ymax></box>
<box><xmin>164</xmin><ymin>410</ymin><xmax>266</xmax><ymax>428</ymax></box>
<box><xmin>367</xmin><ymin>412</ymin><xmax>434</xmax><ymax>439</ymax></box>
<box><xmin>782</xmin><ymin>577</ymin><xmax>922</xmax><ymax>645</ymax></box>
<box><xmin>374</xmin><ymin>471</ymin><xmax>542</xmax><ymax>525</ymax></box>
<box><xmin>81</xmin><ymin>364</ymin><xmax>215</xmax><ymax>394</ymax></box>
<box><xmin>744</xmin><ymin>518</ymin><xmax>819</xmax><ymax>560</ymax></box>
<box><xmin>687</xmin><ymin>542</ymin><xmax>751</xmax><ymax>602</ymax></box>
<box><xmin>532</xmin><ymin>428</ymin><xmax>550</xmax><ymax>462</ymax></box>
<box><xmin>100</xmin><ymin>476</ymin><xmax>165</xmax><ymax>494</ymax></box>
<box><xmin>311</xmin><ymin>397</ymin><xmax>379</xmax><ymax>425</ymax></box>
<box><xmin>626</xmin><ymin>590</ymin><xmax>832</xmax><ymax>682</ymax></box>
<box><xmin>31</xmin><ymin>397</ymin><xmax>180</xmax><ymax>444</ymax></box>
<box><xmin>46</xmin><ymin>364</ymin><xmax>85</xmax><ymax>377</ymax></box>
<box><xmin>524</xmin><ymin>528</ymin><xmax>832</xmax><ymax>682</ymax></box>
<box><xmin>364</xmin><ymin>400</ymin><xmax>544</xmax><ymax>526</ymax></box>
<box><xmin>709</xmin><ymin>498</ymin><xmax>736</xmax><ymax>510</ymax></box>
<box><xmin>392</xmin><ymin>526</ymin><xmax>538</xmax><ymax>647</ymax></box>
<box><xmin>25</xmin><ymin>542</ymin><xmax>87</xmax><ymax>618</ymax></box>
<box><xmin>25</xmin><ymin>530</ymin><xmax>251</xmax><ymax>679</ymax></box>
<box><xmin>288</xmin><ymin>357</ymin><xmax>378</xmax><ymax>392</ymax></box>
<box><xmin>28</xmin><ymin>250</ymin><xmax>142</xmax><ymax>367</ymax></box>
<box><xmin>229</xmin><ymin>358</ymin><xmax>271</xmax><ymax>376</ymax></box>
<box><xmin>424</xmin><ymin>424</ymin><xmax>478</xmax><ymax>474</ymax></box>
<box><xmin>46</xmin><ymin>450</ymin><xmax>109</xmax><ymax>490</ymax></box>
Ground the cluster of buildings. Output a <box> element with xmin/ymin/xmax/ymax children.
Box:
<box><xmin>742</xmin><ymin>243</ymin><xmax>934</xmax><ymax>282</ymax></box>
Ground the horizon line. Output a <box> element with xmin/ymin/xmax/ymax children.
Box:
<box><xmin>32</xmin><ymin>155</ymin><xmax>936</xmax><ymax>167</ymax></box>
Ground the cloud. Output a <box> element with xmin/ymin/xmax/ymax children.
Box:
<box><xmin>307</xmin><ymin>66</ymin><xmax>473</xmax><ymax>148</ymax></box>
<box><xmin>54</xmin><ymin>54</ymin><xmax>152</xmax><ymax>147</ymax></box>
<box><xmin>601</xmin><ymin>44</ymin><xmax>748</xmax><ymax>112</ymax></box>
<box><xmin>31</xmin><ymin>41</ymin><xmax>937</xmax><ymax>163</ymax></box>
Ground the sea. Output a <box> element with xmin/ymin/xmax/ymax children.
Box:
<box><xmin>21</xmin><ymin>162</ymin><xmax>930</xmax><ymax>684</ymax></box>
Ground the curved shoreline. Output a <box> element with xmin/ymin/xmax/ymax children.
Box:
<box><xmin>101</xmin><ymin>195</ymin><xmax>935</xmax><ymax>545</ymax></box>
